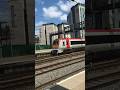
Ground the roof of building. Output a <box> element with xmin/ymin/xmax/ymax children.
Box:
<box><xmin>42</xmin><ymin>23</ymin><xmax>57</xmax><ymax>26</ymax></box>
<box><xmin>57</xmin><ymin>22</ymin><xmax>69</xmax><ymax>26</ymax></box>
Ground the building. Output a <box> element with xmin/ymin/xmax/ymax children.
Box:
<box><xmin>35</xmin><ymin>35</ymin><xmax>39</xmax><ymax>43</ymax></box>
<box><xmin>39</xmin><ymin>23</ymin><xmax>58</xmax><ymax>45</ymax></box>
<box><xmin>0</xmin><ymin>0</ymin><xmax>34</xmax><ymax>57</ymax></box>
<box><xmin>67</xmin><ymin>3</ymin><xmax>85</xmax><ymax>39</ymax></box>
<box><xmin>57</xmin><ymin>23</ymin><xmax>71</xmax><ymax>38</ymax></box>
<box><xmin>86</xmin><ymin>0</ymin><xmax>120</xmax><ymax>29</ymax></box>
<box><xmin>9</xmin><ymin>0</ymin><xmax>34</xmax><ymax>44</ymax></box>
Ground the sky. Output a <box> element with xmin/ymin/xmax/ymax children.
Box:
<box><xmin>35</xmin><ymin>0</ymin><xmax>85</xmax><ymax>35</ymax></box>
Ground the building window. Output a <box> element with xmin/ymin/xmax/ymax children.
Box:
<box><xmin>11</xmin><ymin>5</ymin><xmax>15</xmax><ymax>27</ymax></box>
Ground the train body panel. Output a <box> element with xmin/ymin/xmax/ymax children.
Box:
<box><xmin>51</xmin><ymin>38</ymin><xmax>85</xmax><ymax>55</ymax></box>
<box><xmin>58</xmin><ymin>38</ymin><xmax>85</xmax><ymax>49</ymax></box>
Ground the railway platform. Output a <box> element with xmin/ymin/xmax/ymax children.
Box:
<box><xmin>0</xmin><ymin>55</ymin><xmax>34</xmax><ymax>66</ymax></box>
<box><xmin>0</xmin><ymin>55</ymin><xmax>35</xmax><ymax>90</ymax></box>
<box><xmin>50</xmin><ymin>70</ymin><xmax>85</xmax><ymax>90</ymax></box>
<box><xmin>35</xmin><ymin>49</ymin><xmax>52</xmax><ymax>54</ymax></box>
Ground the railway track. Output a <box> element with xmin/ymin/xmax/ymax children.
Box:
<box><xmin>36</xmin><ymin>51</ymin><xmax>85</xmax><ymax>64</ymax></box>
<box><xmin>0</xmin><ymin>51</ymin><xmax>84</xmax><ymax>90</ymax></box>
<box><xmin>36</xmin><ymin>53</ymin><xmax>51</xmax><ymax>59</ymax></box>
<box><xmin>36</xmin><ymin>55</ymin><xmax>84</xmax><ymax>75</ymax></box>
<box><xmin>86</xmin><ymin>58</ymin><xmax>120</xmax><ymax>90</ymax></box>
<box><xmin>36</xmin><ymin>49</ymin><xmax>85</xmax><ymax>59</ymax></box>
<box><xmin>0</xmin><ymin>61</ymin><xmax>34</xmax><ymax>90</ymax></box>
<box><xmin>35</xmin><ymin>51</ymin><xmax>85</xmax><ymax>90</ymax></box>
<box><xmin>0</xmin><ymin>74</ymin><xmax>34</xmax><ymax>89</ymax></box>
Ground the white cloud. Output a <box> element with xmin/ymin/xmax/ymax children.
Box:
<box><xmin>35</xmin><ymin>8</ymin><xmax>38</xmax><ymax>12</ymax></box>
<box><xmin>60</xmin><ymin>14</ymin><xmax>67</xmax><ymax>21</ymax></box>
<box><xmin>57</xmin><ymin>1</ymin><xmax>72</xmax><ymax>12</ymax></box>
<box><xmin>35</xmin><ymin>21</ymin><xmax>46</xmax><ymax>27</ymax></box>
<box><xmin>43</xmin><ymin>6</ymin><xmax>63</xmax><ymax>18</ymax></box>
<box><xmin>76</xmin><ymin>0</ymin><xmax>85</xmax><ymax>4</ymax></box>
<box><xmin>57</xmin><ymin>0</ymin><xmax>85</xmax><ymax>13</ymax></box>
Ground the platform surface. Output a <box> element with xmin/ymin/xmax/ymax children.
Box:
<box><xmin>57</xmin><ymin>71</ymin><xmax>85</xmax><ymax>90</ymax></box>
<box><xmin>0</xmin><ymin>55</ymin><xmax>35</xmax><ymax>66</ymax></box>
<box><xmin>35</xmin><ymin>49</ymin><xmax>52</xmax><ymax>54</ymax></box>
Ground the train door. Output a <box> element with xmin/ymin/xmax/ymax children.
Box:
<box><xmin>66</xmin><ymin>38</ymin><xmax>70</xmax><ymax>48</ymax></box>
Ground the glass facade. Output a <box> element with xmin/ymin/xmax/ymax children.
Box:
<box><xmin>0</xmin><ymin>0</ymin><xmax>34</xmax><ymax>58</ymax></box>
<box><xmin>0</xmin><ymin>0</ymin><xmax>11</xmax><ymax>57</ymax></box>
<box><xmin>86</xmin><ymin>0</ymin><xmax>120</xmax><ymax>29</ymax></box>
<box><xmin>0</xmin><ymin>0</ymin><xmax>11</xmax><ymax>45</ymax></box>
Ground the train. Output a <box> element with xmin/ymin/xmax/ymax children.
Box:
<box><xmin>51</xmin><ymin>38</ymin><xmax>85</xmax><ymax>55</ymax></box>
<box><xmin>86</xmin><ymin>29</ymin><xmax>120</xmax><ymax>62</ymax></box>
<box><xmin>51</xmin><ymin>29</ymin><xmax>120</xmax><ymax>58</ymax></box>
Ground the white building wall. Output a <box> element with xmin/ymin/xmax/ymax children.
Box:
<box><xmin>68</xmin><ymin>4</ymin><xmax>85</xmax><ymax>38</ymax></box>
<box><xmin>39</xmin><ymin>26</ymin><xmax>46</xmax><ymax>45</ymax></box>
<box><xmin>39</xmin><ymin>24</ymin><xmax>58</xmax><ymax>45</ymax></box>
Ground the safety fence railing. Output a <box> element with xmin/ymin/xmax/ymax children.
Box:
<box><xmin>0</xmin><ymin>44</ymin><xmax>34</xmax><ymax>58</ymax></box>
<box><xmin>35</xmin><ymin>45</ymin><xmax>51</xmax><ymax>50</ymax></box>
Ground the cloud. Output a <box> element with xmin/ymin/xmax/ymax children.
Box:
<box><xmin>57</xmin><ymin>1</ymin><xmax>72</xmax><ymax>13</ymax></box>
<box><xmin>76</xmin><ymin>0</ymin><xmax>85</xmax><ymax>4</ymax></box>
<box><xmin>60</xmin><ymin>14</ymin><xmax>67</xmax><ymax>21</ymax></box>
<box><xmin>43</xmin><ymin>6</ymin><xmax>63</xmax><ymax>18</ymax></box>
<box><xmin>57</xmin><ymin>0</ymin><xmax>85</xmax><ymax>13</ymax></box>
<box><xmin>35</xmin><ymin>8</ymin><xmax>38</xmax><ymax>12</ymax></box>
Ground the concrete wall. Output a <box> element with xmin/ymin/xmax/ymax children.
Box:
<box><xmin>67</xmin><ymin>4</ymin><xmax>85</xmax><ymax>38</ymax></box>
<box><xmin>9</xmin><ymin>0</ymin><xmax>34</xmax><ymax>45</ymax></box>
<box><xmin>39</xmin><ymin>24</ymin><xmax>58</xmax><ymax>45</ymax></box>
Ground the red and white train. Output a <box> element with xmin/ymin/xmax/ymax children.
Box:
<box><xmin>51</xmin><ymin>38</ymin><xmax>85</xmax><ymax>55</ymax></box>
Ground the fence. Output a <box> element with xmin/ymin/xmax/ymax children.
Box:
<box><xmin>0</xmin><ymin>44</ymin><xmax>34</xmax><ymax>57</ymax></box>
<box><xmin>35</xmin><ymin>45</ymin><xmax>51</xmax><ymax>50</ymax></box>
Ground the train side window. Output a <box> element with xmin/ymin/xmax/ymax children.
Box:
<box><xmin>71</xmin><ymin>41</ymin><xmax>84</xmax><ymax>45</ymax></box>
<box><xmin>63</xmin><ymin>42</ymin><xmax>65</xmax><ymax>46</ymax></box>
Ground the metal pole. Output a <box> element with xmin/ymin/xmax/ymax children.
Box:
<box><xmin>24</xmin><ymin>0</ymin><xmax>29</xmax><ymax>45</ymax></box>
<box><xmin>45</xmin><ymin>25</ymin><xmax>47</xmax><ymax>45</ymax></box>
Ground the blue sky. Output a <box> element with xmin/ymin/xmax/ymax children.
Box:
<box><xmin>35</xmin><ymin>0</ymin><xmax>85</xmax><ymax>35</ymax></box>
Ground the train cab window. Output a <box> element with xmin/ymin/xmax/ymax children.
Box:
<box><xmin>63</xmin><ymin>42</ymin><xmax>65</xmax><ymax>46</ymax></box>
